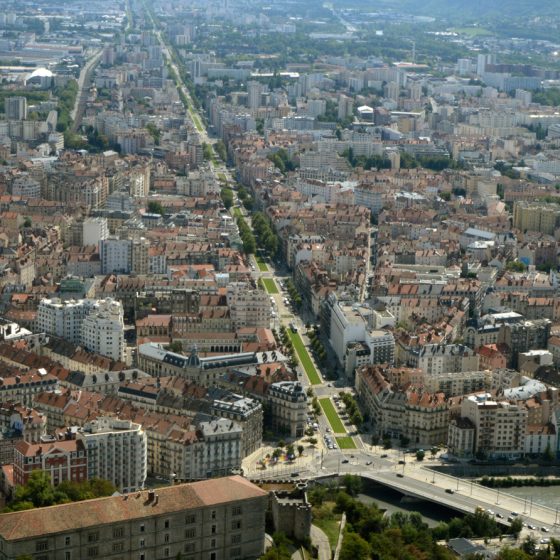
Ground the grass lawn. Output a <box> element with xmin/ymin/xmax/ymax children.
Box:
<box><xmin>232</xmin><ymin>207</ymin><xmax>242</xmax><ymax>219</ymax></box>
<box><xmin>255</xmin><ymin>256</ymin><xmax>269</xmax><ymax>272</ymax></box>
<box><xmin>450</xmin><ymin>26</ymin><xmax>493</xmax><ymax>36</ymax></box>
<box><xmin>261</xmin><ymin>278</ymin><xmax>279</xmax><ymax>294</ymax></box>
<box><xmin>336</xmin><ymin>436</ymin><xmax>357</xmax><ymax>450</ymax></box>
<box><xmin>217</xmin><ymin>172</ymin><xmax>227</xmax><ymax>182</ymax></box>
<box><xmin>288</xmin><ymin>331</ymin><xmax>322</xmax><ymax>385</ymax></box>
<box><xmin>312</xmin><ymin>502</ymin><xmax>342</xmax><ymax>550</ymax></box>
<box><xmin>319</xmin><ymin>398</ymin><xmax>345</xmax><ymax>433</ymax></box>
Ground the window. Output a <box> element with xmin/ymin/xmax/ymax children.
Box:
<box><xmin>164</xmin><ymin>534</ymin><xmax>170</xmax><ymax>543</ymax></box>
<box><xmin>232</xmin><ymin>506</ymin><xmax>242</xmax><ymax>516</ymax></box>
<box><xmin>164</xmin><ymin>519</ymin><xmax>170</xmax><ymax>529</ymax></box>
<box><xmin>140</xmin><ymin>524</ymin><xmax>145</xmax><ymax>533</ymax></box>
<box><xmin>231</xmin><ymin>534</ymin><xmax>241</xmax><ymax>544</ymax></box>
<box><xmin>185</xmin><ymin>514</ymin><xmax>196</xmax><ymax>524</ymax></box>
<box><xmin>184</xmin><ymin>543</ymin><xmax>196</xmax><ymax>553</ymax></box>
<box><xmin>231</xmin><ymin>520</ymin><xmax>241</xmax><ymax>530</ymax></box>
<box><xmin>211</xmin><ymin>539</ymin><xmax>216</xmax><ymax>548</ymax></box>
<box><xmin>113</xmin><ymin>543</ymin><xmax>124</xmax><ymax>552</ymax></box>
<box><xmin>113</xmin><ymin>527</ymin><xmax>125</xmax><ymax>538</ymax></box>
<box><xmin>88</xmin><ymin>532</ymin><xmax>99</xmax><ymax>543</ymax></box>
<box><xmin>65</xmin><ymin>537</ymin><xmax>71</xmax><ymax>546</ymax></box>
<box><xmin>36</xmin><ymin>541</ymin><xmax>48</xmax><ymax>552</ymax></box>
<box><xmin>65</xmin><ymin>552</ymin><xmax>71</xmax><ymax>560</ymax></box>
<box><xmin>87</xmin><ymin>547</ymin><xmax>99</xmax><ymax>557</ymax></box>
<box><xmin>211</xmin><ymin>525</ymin><xmax>217</xmax><ymax>535</ymax></box>
<box><xmin>140</xmin><ymin>539</ymin><xmax>145</xmax><ymax>548</ymax></box>
<box><xmin>164</xmin><ymin>548</ymin><xmax>170</xmax><ymax>558</ymax></box>
<box><xmin>211</xmin><ymin>510</ymin><xmax>217</xmax><ymax>520</ymax></box>
<box><xmin>230</xmin><ymin>547</ymin><xmax>242</xmax><ymax>559</ymax></box>
<box><xmin>210</xmin><ymin>553</ymin><xmax>216</xmax><ymax>560</ymax></box>
<box><xmin>185</xmin><ymin>528</ymin><xmax>196</xmax><ymax>539</ymax></box>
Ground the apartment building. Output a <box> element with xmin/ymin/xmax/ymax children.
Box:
<box><xmin>406</xmin><ymin>343</ymin><xmax>479</xmax><ymax>376</ymax></box>
<box><xmin>81</xmin><ymin>299</ymin><xmax>125</xmax><ymax>362</ymax></box>
<box><xmin>267</xmin><ymin>381</ymin><xmax>307</xmax><ymax>438</ymax></box>
<box><xmin>13</xmin><ymin>439</ymin><xmax>87</xmax><ymax>487</ymax></box>
<box><xmin>99</xmin><ymin>237</ymin><xmax>132</xmax><ymax>274</ymax></box>
<box><xmin>0</xmin><ymin>476</ymin><xmax>268</xmax><ymax>560</ymax></box>
<box><xmin>327</xmin><ymin>297</ymin><xmax>395</xmax><ymax>375</ymax></box>
<box><xmin>82</xmin><ymin>217</ymin><xmax>109</xmax><ymax>247</ymax></box>
<box><xmin>448</xmin><ymin>394</ymin><xmax>528</xmax><ymax>460</ymax></box>
<box><xmin>355</xmin><ymin>365</ymin><xmax>449</xmax><ymax>447</ymax></box>
<box><xmin>78</xmin><ymin>417</ymin><xmax>147</xmax><ymax>494</ymax></box>
<box><xmin>37</xmin><ymin>298</ymin><xmax>97</xmax><ymax>345</ymax></box>
<box><xmin>226</xmin><ymin>282</ymin><xmax>272</xmax><ymax>329</ymax></box>
<box><xmin>38</xmin><ymin>298</ymin><xmax>125</xmax><ymax>362</ymax></box>
<box><xmin>513</xmin><ymin>201</ymin><xmax>560</xmax><ymax>236</ymax></box>
<box><xmin>0</xmin><ymin>370</ymin><xmax>58</xmax><ymax>408</ymax></box>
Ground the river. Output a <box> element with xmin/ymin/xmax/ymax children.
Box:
<box><xmin>502</xmin><ymin>486</ymin><xmax>560</xmax><ymax>511</ymax></box>
<box><xmin>357</xmin><ymin>486</ymin><xmax>457</xmax><ymax>527</ymax></box>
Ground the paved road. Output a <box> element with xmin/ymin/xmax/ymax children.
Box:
<box><xmin>70</xmin><ymin>48</ymin><xmax>103</xmax><ymax>132</ymax></box>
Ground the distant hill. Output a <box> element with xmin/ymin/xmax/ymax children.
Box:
<box><xmin>398</xmin><ymin>0</ymin><xmax>556</xmax><ymax>18</ymax></box>
<box><xmin>333</xmin><ymin>0</ymin><xmax>556</xmax><ymax>20</ymax></box>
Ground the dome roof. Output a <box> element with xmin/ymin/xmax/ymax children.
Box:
<box><xmin>26</xmin><ymin>67</ymin><xmax>54</xmax><ymax>80</ymax></box>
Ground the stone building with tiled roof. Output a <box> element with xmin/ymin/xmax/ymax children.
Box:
<box><xmin>0</xmin><ymin>475</ymin><xmax>267</xmax><ymax>560</ymax></box>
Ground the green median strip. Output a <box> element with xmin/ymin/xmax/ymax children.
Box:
<box><xmin>189</xmin><ymin>107</ymin><xmax>203</xmax><ymax>132</ymax></box>
<box><xmin>255</xmin><ymin>256</ymin><xmax>268</xmax><ymax>272</ymax></box>
<box><xmin>261</xmin><ymin>278</ymin><xmax>279</xmax><ymax>294</ymax></box>
<box><xmin>336</xmin><ymin>436</ymin><xmax>357</xmax><ymax>450</ymax></box>
<box><xmin>319</xmin><ymin>398</ymin><xmax>346</xmax><ymax>433</ymax></box>
<box><xmin>288</xmin><ymin>331</ymin><xmax>322</xmax><ymax>385</ymax></box>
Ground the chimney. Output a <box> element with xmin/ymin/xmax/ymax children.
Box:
<box><xmin>148</xmin><ymin>490</ymin><xmax>155</xmax><ymax>502</ymax></box>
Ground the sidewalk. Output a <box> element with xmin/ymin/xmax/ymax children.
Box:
<box><xmin>311</xmin><ymin>524</ymin><xmax>331</xmax><ymax>560</ymax></box>
<box><xmin>242</xmin><ymin>443</ymin><xmax>321</xmax><ymax>478</ymax></box>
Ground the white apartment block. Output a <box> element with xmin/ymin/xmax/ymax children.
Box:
<box><xmin>328</xmin><ymin>298</ymin><xmax>395</xmax><ymax>375</ymax></box>
<box><xmin>78</xmin><ymin>417</ymin><xmax>147</xmax><ymax>493</ymax></box>
<box><xmin>81</xmin><ymin>299</ymin><xmax>126</xmax><ymax>361</ymax></box>
<box><xmin>11</xmin><ymin>175</ymin><xmax>42</xmax><ymax>199</ymax></box>
<box><xmin>449</xmin><ymin>394</ymin><xmax>528</xmax><ymax>460</ymax></box>
<box><xmin>408</xmin><ymin>343</ymin><xmax>479</xmax><ymax>376</ymax></box>
<box><xmin>37</xmin><ymin>298</ymin><xmax>97</xmax><ymax>344</ymax></box>
<box><xmin>37</xmin><ymin>298</ymin><xmax>125</xmax><ymax>361</ymax></box>
<box><xmin>82</xmin><ymin>217</ymin><xmax>109</xmax><ymax>247</ymax></box>
<box><xmin>100</xmin><ymin>237</ymin><xmax>132</xmax><ymax>274</ymax></box>
<box><xmin>226</xmin><ymin>282</ymin><xmax>272</xmax><ymax>329</ymax></box>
